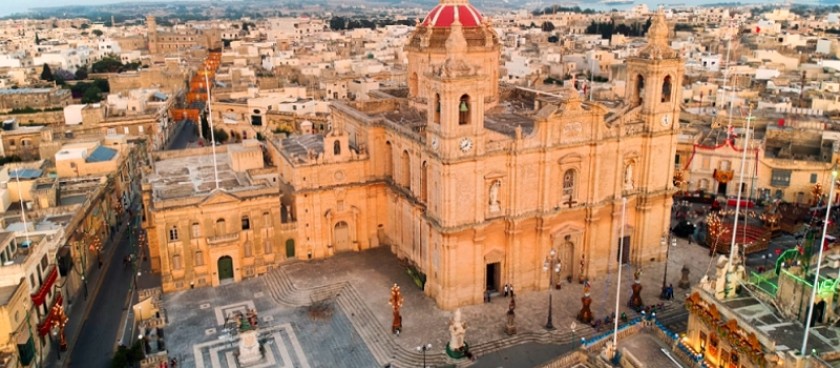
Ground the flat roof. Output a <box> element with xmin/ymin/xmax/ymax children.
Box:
<box><xmin>147</xmin><ymin>151</ymin><xmax>266</xmax><ymax>200</ymax></box>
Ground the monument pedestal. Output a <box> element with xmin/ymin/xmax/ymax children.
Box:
<box><xmin>238</xmin><ymin>330</ymin><xmax>262</xmax><ymax>366</ymax></box>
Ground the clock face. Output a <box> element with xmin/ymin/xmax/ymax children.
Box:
<box><xmin>459</xmin><ymin>137</ymin><xmax>473</xmax><ymax>152</ymax></box>
<box><xmin>661</xmin><ymin>114</ymin><xmax>672</xmax><ymax>126</ymax></box>
<box><xmin>431</xmin><ymin>137</ymin><xmax>439</xmax><ymax>150</ymax></box>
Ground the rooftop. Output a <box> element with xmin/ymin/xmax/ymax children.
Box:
<box><xmin>146</xmin><ymin>149</ymin><xmax>269</xmax><ymax>201</ymax></box>
<box><xmin>85</xmin><ymin>146</ymin><xmax>118</xmax><ymax>163</ymax></box>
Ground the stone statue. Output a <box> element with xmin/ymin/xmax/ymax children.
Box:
<box><xmin>679</xmin><ymin>265</ymin><xmax>691</xmax><ymax>289</ymax></box>
<box><xmin>449</xmin><ymin>309</ymin><xmax>467</xmax><ymax>351</ymax></box>
<box><xmin>237</xmin><ymin>330</ymin><xmax>262</xmax><ymax>366</ymax></box>
<box><xmin>624</xmin><ymin>163</ymin><xmax>634</xmax><ymax>190</ymax></box>
<box><xmin>489</xmin><ymin>180</ymin><xmax>501</xmax><ymax>212</ymax></box>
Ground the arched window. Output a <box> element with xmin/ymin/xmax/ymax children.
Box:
<box><xmin>401</xmin><ymin>150</ymin><xmax>411</xmax><ymax>188</ymax></box>
<box><xmin>563</xmin><ymin>170</ymin><xmax>575</xmax><ymax>197</ymax></box>
<box><xmin>458</xmin><ymin>94</ymin><xmax>470</xmax><ymax>125</ymax></box>
<box><xmin>635</xmin><ymin>75</ymin><xmax>645</xmax><ymax>105</ymax></box>
<box><xmin>385</xmin><ymin>141</ymin><xmax>393</xmax><ymax>177</ymax></box>
<box><xmin>333</xmin><ymin>140</ymin><xmax>341</xmax><ymax>155</ymax></box>
<box><xmin>434</xmin><ymin>93</ymin><xmax>441</xmax><ymax>124</ymax></box>
<box><xmin>661</xmin><ymin>75</ymin><xmax>672</xmax><ymax>103</ymax></box>
<box><xmin>215</xmin><ymin>219</ymin><xmax>226</xmax><ymax>235</ymax></box>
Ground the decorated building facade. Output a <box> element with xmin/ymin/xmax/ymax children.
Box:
<box><xmin>274</xmin><ymin>3</ymin><xmax>684</xmax><ymax>309</ymax></box>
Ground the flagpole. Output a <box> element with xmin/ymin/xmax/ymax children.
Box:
<box><xmin>726</xmin><ymin>106</ymin><xmax>754</xmax><ymax>272</ymax></box>
<box><xmin>801</xmin><ymin>167</ymin><xmax>836</xmax><ymax>356</ymax></box>
<box><xmin>204</xmin><ymin>68</ymin><xmax>220</xmax><ymax>190</ymax></box>
<box><xmin>613</xmin><ymin>197</ymin><xmax>627</xmax><ymax>348</ymax></box>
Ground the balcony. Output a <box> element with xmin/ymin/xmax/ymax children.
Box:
<box><xmin>207</xmin><ymin>232</ymin><xmax>240</xmax><ymax>246</ymax></box>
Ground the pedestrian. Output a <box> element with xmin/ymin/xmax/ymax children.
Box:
<box><xmin>503</xmin><ymin>283</ymin><xmax>509</xmax><ymax>297</ymax></box>
<box><xmin>509</xmin><ymin>285</ymin><xmax>515</xmax><ymax>298</ymax></box>
<box><xmin>688</xmin><ymin>234</ymin><xmax>693</xmax><ymax>245</ymax></box>
<box><xmin>484</xmin><ymin>290</ymin><xmax>490</xmax><ymax>303</ymax></box>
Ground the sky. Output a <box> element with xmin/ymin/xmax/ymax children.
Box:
<box><xmin>1</xmin><ymin>0</ymin><xmax>203</xmax><ymax>17</ymax></box>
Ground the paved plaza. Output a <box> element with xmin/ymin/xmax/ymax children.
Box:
<box><xmin>162</xmin><ymin>237</ymin><xmax>715</xmax><ymax>368</ymax></box>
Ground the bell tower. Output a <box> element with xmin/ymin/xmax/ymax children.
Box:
<box><xmin>625</xmin><ymin>9</ymin><xmax>684</xmax><ymax>132</ymax></box>
<box><xmin>405</xmin><ymin>0</ymin><xmax>500</xmax><ymax>158</ymax></box>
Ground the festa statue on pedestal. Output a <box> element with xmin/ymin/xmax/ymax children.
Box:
<box><xmin>235</xmin><ymin>309</ymin><xmax>263</xmax><ymax>366</ymax></box>
<box><xmin>446</xmin><ymin>309</ymin><xmax>470</xmax><ymax>359</ymax></box>
<box><xmin>577</xmin><ymin>281</ymin><xmax>593</xmax><ymax>324</ymax></box>
<box><xmin>628</xmin><ymin>269</ymin><xmax>644</xmax><ymax>311</ymax></box>
<box><xmin>504</xmin><ymin>298</ymin><xmax>517</xmax><ymax>335</ymax></box>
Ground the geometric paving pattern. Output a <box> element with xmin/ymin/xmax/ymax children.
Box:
<box><xmin>214</xmin><ymin>300</ymin><xmax>257</xmax><ymax>325</ymax></box>
<box><xmin>192</xmin><ymin>324</ymin><xmax>310</xmax><ymax>368</ymax></box>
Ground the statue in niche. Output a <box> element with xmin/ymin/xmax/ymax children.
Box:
<box><xmin>489</xmin><ymin>180</ymin><xmax>501</xmax><ymax>212</ymax></box>
<box><xmin>624</xmin><ymin>163</ymin><xmax>635</xmax><ymax>190</ymax></box>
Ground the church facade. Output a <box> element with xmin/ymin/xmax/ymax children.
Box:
<box><xmin>276</xmin><ymin>4</ymin><xmax>684</xmax><ymax>309</ymax></box>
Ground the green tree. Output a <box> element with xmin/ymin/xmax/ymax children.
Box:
<box><xmin>40</xmin><ymin>64</ymin><xmax>54</xmax><ymax>81</ymax></box>
<box><xmin>81</xmin><ymin>86</ymin><xmax>102</xmax><ymax>103</ymax></box>
<box><xmin>74</xmin><ymin>66</ymin><xmax>88</xmax><ymax>80</ymax></box>
<box><xmin>541</xmin><ymin>21</ymin><xmax>555</xmax><ymax>32</ymax></box>
<box><xmin>213</xmin><ymin>128</ymin><xmax>229</xmax><ymax>144</ymax></box>
<box><xmin>92</xmin><ymin>29</ymin><xmax>103</xmax><ymax>37</ymax></box>
<box><xmin>80</xmin><ymin>23</ymin><xmax>90</xmax><ymax>29</ymax></box>
<box><xmin>35</xmin><ymin>33</ymin><xmax>41</xmax><ymax>45</ymax></box>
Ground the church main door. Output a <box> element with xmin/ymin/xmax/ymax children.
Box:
<box><xmin>334</xmin><ymin>221</ymin><xmax>351</xmax><ymax>252</ymax></box>
<box><xmin>218</xmin><ymin>256</ymin><xmax>234</xmax><ymax>283</ymax></box>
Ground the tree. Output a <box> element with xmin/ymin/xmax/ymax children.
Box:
<box><xmin>92</xmin><ymin>29</ymin><xmax>103</xmax><ymax>37</ymax></box>
<box><xmin>80</xmin><ymin>23</ymin><xmax>90</xmax><ymax>29</ymax></box>
<box><xmin>213</xmin><ymin>128</ymin><xmax>229</xmax><ymax>144</ymax></box>
<box><xmin>75</xmin><ymin>66</ymin><xmax>88</xmax><ymax>80</ymax></box>
<box><xmin>35</xmin><ymin>33</ymin><xmax>41</xmax><ymax>45</ymax></box>
<box><xmin>81</xmin><ymin>86</ymin><xmax>102</xmax><ymax>103</ymax></box>
<box><xmin>40</xmin><ymin>64</ymin><xmax>54</xmax><ymax>81</ymax></box>
<box><xmin>541</xmin><ymin>21</ymin><xmax>555</xmax><ymax>32</ymax></box>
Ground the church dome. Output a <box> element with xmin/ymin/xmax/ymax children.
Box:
<box><xmin>421</xmin><ymin>2</ymin><xmax>483</xmax><ymax>28</ymax></box>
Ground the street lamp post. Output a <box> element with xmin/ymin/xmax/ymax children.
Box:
<box><xmin>544</xmin><ymin>249</ymin><xmax>562</xmax><ymax>289</ymax></box>
<box><xmin>416</xmin><ymin>343</ymin><xmax>432</xmax><ymax>368</ymax></box>
<box><xmin>543</xmin><ymin>249</ymin><xmax>561</xmax><ymax>330</ymax></box>
<box><xmin>660</xmin><ymin>236</ymin><xmax>677</xmax><ymax>300</ymax></box>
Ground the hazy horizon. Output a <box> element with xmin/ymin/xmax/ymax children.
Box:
<box><xmin>1</xmin><ymin>0</ymin><xmax>205</xmax><ymax>17</ymax></box>
<box><xmin>0</xmin><ymin>0</ymin><xmax>826</xmax><ymax>18</ymax></box>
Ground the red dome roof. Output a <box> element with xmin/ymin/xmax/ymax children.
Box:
<box><xmin>421</xmin><ymin>4</ymin><xmax>483</xmax><ymax>28</ymax></box>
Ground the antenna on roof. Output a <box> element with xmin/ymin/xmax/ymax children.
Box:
<box><xmin>204</xmin><ymin>67</ymin><xmax>220</xmax><ymax>190</ymax></box>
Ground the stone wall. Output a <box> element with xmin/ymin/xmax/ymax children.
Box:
<box><xmin>0</xmin><ymin>111</ymin><xmax>64</xmax><ymax>125</ymax></box>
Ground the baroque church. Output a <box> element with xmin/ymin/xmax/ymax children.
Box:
<box><xmin>275</xmin><ymin>2</ymin><xmax>684</xmax><ymax>309</ymax></box>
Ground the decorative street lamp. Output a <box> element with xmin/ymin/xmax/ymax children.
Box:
<box><xmin>660</xmin><ymin>236</ymin><xmax>677</xmax><ymax>300</ymax></box>
<box><xmin>416</xmin><ymin>343</ymin><xmax>432</xmax><ymax>368</ymax></box>
<box><xmin>50</xmin><ymin>303</ymin><xmax>68</xmax><ymax>360</ymax></box>
<box><xmin>543</xmin><ymin>249</ymin><xmax>561</xmax><ymax>289</ymax></box>
<box><xmin>543</xmin><ymin>249</ymin><xmax>561</xmax><ymax>330</ymax></box>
